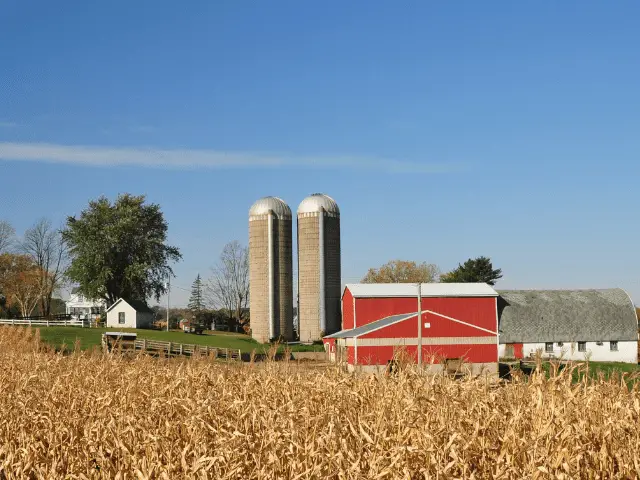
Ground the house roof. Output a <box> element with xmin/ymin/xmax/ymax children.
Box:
<box><xmin>344</xmin><ymin>283</ymin><xmax>498</xmax><ymax>299</ymax></box>
<box><xmin>325</xmin><ymin>313</ymin><xmax>417</xmax><ymax>339</ymax></box>
<box><xmin>106</xmin><ymin>298</ymin><xmax>154</xmax><ymax>314</ymax></box>
<box><xmin>498</xmin><ymin>289</ymin><xmax>638</xmax><ymax>343</ymax></box>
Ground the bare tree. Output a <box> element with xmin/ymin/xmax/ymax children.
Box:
<box><xmin>206</xmin><ymin>241</ymin><xmax>249</xmax><ymax>330</ymax></box>
<box><xmin>21</xmin><ymin>219</ymin><xmax>68</xmax><ymax>317</ymax></box>
<box><xmin>0</xmin><ymin>221</ymin><xmax>15</xmax><ymax>254</ymax></box>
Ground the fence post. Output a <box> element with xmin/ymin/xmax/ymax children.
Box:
<box><xmin>179</xmin><ymin>343</ymin><xmax>183</xmax><ymax>355</ymax></box>
<box><xmin>168</xmin><ymin>342</ymin><xmax>172</xmax><ymax>356</ymax></box>
<box><xmin>143</xmin><ymin>339</ymin><xmax>147</xmax><ymax>351</ymax></box>
<box><xmin>47</xmin><ymin>319</ymin><xmax>49</xmax><ymax>327</ymax></box>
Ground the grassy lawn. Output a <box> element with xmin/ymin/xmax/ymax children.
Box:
<box><xmin>29</xmin><ymin>326</ymin><xmax>324</xmax><ymax>354</ymax></box>
<box><xmin>505</xmin><ymin>359</ymin><xmax>640</xmax><ymax>386</ymax></box>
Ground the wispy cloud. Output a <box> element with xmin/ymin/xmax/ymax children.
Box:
<box><xmin>0</xmin><ymin>121</ymin><xmax>19</xmax><ymax>128</ymax></box>
<box><xmin>0</xmin><ymin>141</ymin><xmax>463</xmax><ymax>173</ymax></box>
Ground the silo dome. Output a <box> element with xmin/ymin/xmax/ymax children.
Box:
<box><xmin>297</xmin><ymin>193</ymin><xmax>340</xmax><ymax>215</ymax></box>
<box><xmin>249</xmin><ymin>196</ymin><xmax>292</xmax><ymax>219</ymax></box>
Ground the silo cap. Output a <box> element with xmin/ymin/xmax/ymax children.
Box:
<box><xmin>249</xmin><ymin>197</ymin><xmax>292</xmax><ymax>218</ymax></box>
<box><xmin>297</xmin><ymin>193</ymin><xmax>340</xmax><ymax>215</ymax></box>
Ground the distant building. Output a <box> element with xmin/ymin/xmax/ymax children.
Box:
<box><xmin>498</xmin><ymin>289</ymin><xmax>638</xmax><ymax>363</ymax></box>
<box><xmin>65</xmin><ymin>288</ymin><xmax>105</xmax><ymax>322</ymax></box>
<box><xmin>106</xmin><ymin>298</ymin><xmax>154</xmax><ymax>329</ymax></box>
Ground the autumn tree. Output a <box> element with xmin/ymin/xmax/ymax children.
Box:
<box><xmin>0</xmin><ymin>221</ymin><xmax>15</xmax><ymax>254</ymax></box>
<box><xmin>206</xmin><ymin>241</ymin><xmax>249</xmax><ymax>330</ymax></box>
<box><xmin>63</xmin><ymin>194</ymin><xmax>182</xmax><ymax>307</ymax></box>
<box><xmin>361</xmin><ymin>260</ymin><xmax>440</xmax><ymax>283</ymax></box>
<box><xmin>21</xmin><ymin>219</ymin><xmax>68</xmax><ymax>317</ymax></box>
<box><xmin>440</xmin><ymin>256</ymin><xmax>503</xmax><ymax>285</ymax></box>
<box><xmin>0</xmin><ymin>254</ymin><xmax>45</xmax><ymax>317</ymax></box>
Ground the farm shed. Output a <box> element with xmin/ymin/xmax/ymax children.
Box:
<box><xmin>498</xmin><ymin>289</ymin><xmax>638</xmax><ymax>363</ymax></box>
<box><xmin>106</xmin><ymin>298</ymin><xmax>155</xmax><ymax>329</ymax></box>
<box><xmin>325</xmin><ymin>283</ymin><xmax>499</xmax><ymax>375</ymax></box>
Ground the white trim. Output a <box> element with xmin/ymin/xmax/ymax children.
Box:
<box><xmin>352</xmin><ymin>297</ymin><xmax>356</xmax><ymax>328</ymax></box>
<box><xmin>348</xmin><ymin>336</ymin><xmax>496</xmax><ymax>347</ymax></box>
<box><xmin>106</xmin><ymin>298</ymin><xmax>124</xmax><ymax>313</ymax></box>
<box><xmin>344</xmin><ymin>283</ymin><xmax>498</xmax><ymax>299</ymax></box>
<box><xmin>424</xmin><ymin>310</ymin><xmax>498</xmax><ymax>336</ymax></box>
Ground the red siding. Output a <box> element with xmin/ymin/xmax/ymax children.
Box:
<box><xmin>355</xmin><ymin>297</ymin><xmax>417</xmax><ymax>327</ymax></box>
<box><xmin>342</xmin><ymin>289</ymin><xmax>354</xmax><ymax>330</ymax></box>
<box><xmin>514</xmin><ymin>343</ymin><xmax>524</xmax><ymax>359</ymax></box>
<box><xmin>356</xmin><ymin>344</ymin><xmax>497</xmax><ymax>365</ymax></box>
<box><xmin>337</xmin><ymin>289</ymin><xmax>499</xmax><ymax>368</ymax></box>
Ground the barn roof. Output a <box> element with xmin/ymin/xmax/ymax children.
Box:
<box><xmin>498</xmin><ymin>289</ymin><xmax>638</xmax><ymax>343</ymax></box>
<box><xmin>325</xmin><ymin>313</ymin><xmax>417</xmax><ymax>339</ymax></box>
<box><xmin>106</xmin><ymin>298</ymin><xmax>154</xmax><ymax>314</ymax></box>
<box><xmin>344</xmin><ymin>283</ymin><xmax>498</xmax><ymax>299</ymax></box>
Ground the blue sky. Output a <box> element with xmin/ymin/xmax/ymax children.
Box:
<box><xmin>1</xmin><ymin>1</ymin><xmax>639</xmax><ymax>307</ymax></box>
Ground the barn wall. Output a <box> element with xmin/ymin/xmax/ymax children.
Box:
<box><xmin>348</xmin><ymin>295</ymin><xmax>497</xmax><ymax>334</ymax></box>
<box><xmin>356</xmin><ymin>344</ymin><xmax>497</xmax><ymax>365</ymax></box>
<box><xmin>519</xmin><ymin>341</ymin><xmax>637</xmax><ymax>363</ymax></box>
<box><xmin>342</xmin><ymin>289</ymin><xmax>354</xmax><ymax>330</ymax></box>
<box><xmin>106</xmin><ymin>302</ymin><xmax>137</xmax><ymax>329</ymax></box>
<box><xmin>354</xmin><ymin>297</ymin><xmax>417</xmax><ymax>327</ymax></box>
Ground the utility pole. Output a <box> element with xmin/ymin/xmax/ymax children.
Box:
<box><xmin>166</xmin><ymin>277</ymin><xmax>170</xmax><ymax>332</ymax></box>
<box><xmin>417</xmin><ymin>282</ymin><xmax>422</xmax><ymax>368</ymax></box>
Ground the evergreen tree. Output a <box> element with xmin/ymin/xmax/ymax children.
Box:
<box><xmin>188</xmin><ymin>274</ymin><xmax>205</xmax><ymax>312</ymax></box>
<box><xmin>440</xmin><ymin>256</ymin><xmax>503</xmax><ymax>286</ymax></box>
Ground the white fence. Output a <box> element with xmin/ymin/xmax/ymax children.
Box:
<box><xmin>0</xmin><ymin>319</ymin><xmax>89</xmax><ymax>328</ymax></box>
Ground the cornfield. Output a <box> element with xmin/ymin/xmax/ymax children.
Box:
<box><xmin>1</xmin><ymin>327</ymin><xmax>640</xmax><ymax>479</ymax></box>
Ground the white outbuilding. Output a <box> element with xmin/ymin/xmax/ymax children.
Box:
<box><xmin>106</xmin><ymin>298</ymin><xmax>155</xmax><ymax>329</ymax></box>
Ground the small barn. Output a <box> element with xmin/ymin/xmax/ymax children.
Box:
<box><xmin>325</xmin><ymin>283</ymin><xmax>499</xmax><ymax>375</ymax></box>
<box><xmin>498</xmin><ymin>289</ymin><xmax>638</xmax><ymax>363</ymax></box>
<box><xmin>106</xmin><ymin>298</ymin><xmax>155</xmax><ymax>329</ymax></box>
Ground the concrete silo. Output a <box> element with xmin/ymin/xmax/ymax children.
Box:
<box><xmin>297</xmin><ymin>193</ymin><xmax>341</xmax><ymax>343</ymax></box>
<box><xmin>249</xmin><ymin>197</ymin><xmax>294</xmax><ymax>343</ymax></box>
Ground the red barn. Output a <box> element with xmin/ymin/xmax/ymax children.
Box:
<box><xmin>324</xmin><ymin>283</ymin><xmax>499</xmax><ymax>375</ymax></box>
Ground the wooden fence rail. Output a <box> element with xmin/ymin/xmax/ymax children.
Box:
<box><xmin>0</xmin><ymin>318</ymin><xmax>88</xmax><ymax>328</ymax></box>
<box><xmin>102</xmin><ymin>335</ymin><xmax>241</xmax><ymax>361</ymax></box>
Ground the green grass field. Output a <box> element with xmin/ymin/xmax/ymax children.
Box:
<box><xmin>28</xmin><ymin>326</ymin><xmax>324</xmax><ymax>354</ymax></box>
<box><xmin>506</xmin><ymin>359</ymin><xmax>640</xmax><ymax>386</ymax></box>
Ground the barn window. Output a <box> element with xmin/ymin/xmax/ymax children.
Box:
<box><xmin>557</xmin><ymin>342</ymin><xmax>564</xmax><ymax>347</ymax></box>
<box><xmin>610</xmin><ymin>341</ymin><xmax>618</xmax><ymax>352</ymax></box>
<box><xmin>578</xmin><ymin>342</ymin><xmax>586</xmax><ymax>352</ymax></box>
<box><xmin>545</xmin><ymin>342</ymin><xmax>553</xmax><ymax>353</ymax></box>
<box><xmin>118</xmin><ymin>312</ymin><xmax>125</xmax><ymax>324</ymax></box>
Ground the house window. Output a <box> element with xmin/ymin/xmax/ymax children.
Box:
<box><xmin>578</xmin><ymin>342</ymin><xmax>586</xmax><ymax>352</ymax></box>
<box><xmin>610</xmin><ymin>341</ymin><xmax>618</xmax><ymax>352</ymax></box>
<box><xmin>545</xmin><ymin>342</ymin><xmax>553</xmax><ymax>353</ymax></box>
<box><xmin>118</xmin><ymin>312</ymin><xmax>125</xmax><ymax>324</ymax></box>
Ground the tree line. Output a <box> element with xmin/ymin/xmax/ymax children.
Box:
<box><xmin>361</xmin><ymin>257</ymin><xmax>503</xmax><ymax>285</ymax></box>
<box><xmin>0</xmin><ymin>193</ymin><xmax>250</xmax><ymax>330</ymax></box>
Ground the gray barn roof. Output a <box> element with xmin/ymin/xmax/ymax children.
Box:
<box><xmin>498</xmin><ymin>289</ymin><xmax>638</xmax><ymax>343</ymax></box>
<box><xmin>325</xmin><ymin>313</ymin><xmax>416</xmax><ymax>339</ymax></box>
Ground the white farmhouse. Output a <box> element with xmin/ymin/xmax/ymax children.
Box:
<box><xmin>498</xmin><ymin>288</ymin><xmax>638</xmax><ymax>363</ymax></box>
<box><xmin>106</xmin><ymin>298</ymin><xmax>155</xmax><ymax>329</ymax></box>
<box><xmin>65</xmin><ymin>288</ymin><xmax>106</xmax><ymax>321</ymax></box>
